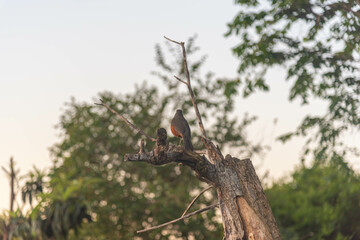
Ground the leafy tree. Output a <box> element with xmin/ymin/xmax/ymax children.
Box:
<box><xmin>226</xmin><ymin>0</ymin><xmax>360</xmax><ymax>159</ymax></box>
<box><xmin>227</xmin><ymin>3</ymin><xmax>360</xmax><ymax>238</ymax></box>
<box><xmin>47</xmin><ymin>36</ymin><xmax>264</xmax><ymax>239</ymax></box>
<box><xmin>0</xmin><ymin>162</ymin><xmax>90</xmax><ymax>240</ymax></box>
<box><xmin>31</xmin><ymin>172</ymin><xmax>92</xmax><ymax>240</ymax></box>
<box><xmin>22</xmin><ymin>167</ymin><xmax>44</xmax><ymax>207</ymax></box>
<box><xmin>266</xmin><ymin>153</ymin><xmax>360</xmax><ymax>240</ymax></box>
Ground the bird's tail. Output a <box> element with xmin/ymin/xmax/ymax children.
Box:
<box><xmin>184</xmin><ymin>137</ymin><xmax>194</xmax><ymax>151</ymax></box>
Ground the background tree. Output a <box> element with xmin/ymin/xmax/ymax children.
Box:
<box><xmin>47</xmin><ymin>36</ymin><xmax>264</xmax><ymax>239</ymax></box>
<box><xmin>226</xmin><ymin>0</ymin><xmax>360</xmax><ymax>160</ymax></box>
<box><xmin>1</xmin><ymin>157</ymin><xmax>19</xmax><ymax>240</ymax></box>
<box><xmin>266</xmin><ymin>153</ymin><xmax>360</xmax><ymax>240</ymax></box>
<box><xmin>0</xmin><ymin>160</ymin><xmax>90</xmax><ymax>240</ymax></box>
<box><xmin>227</xmin><ymin>1</ymin><xmax>360</xmax><ymax>239</ymax></box>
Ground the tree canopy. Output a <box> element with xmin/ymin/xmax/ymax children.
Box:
<box><xmin>266</xmin><ymin>154</ymin><xmax>360</xmax><ymax>240</ymax></box>
<box><xmin>226</xmin><ymin>0</ymin><xmax>360</xmax><ymax>160</ymax></box>
<box><xmin>227</xmin><ymin>1</ymin><xmax>360</xmax><ymax>238</ymax></box>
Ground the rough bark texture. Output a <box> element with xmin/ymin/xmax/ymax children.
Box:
<box><xmin>215</xmin><ymin>156</ymin><xmax>281</xmax><ymax>240</ymax></box>
<box><xmin>125</xmin><ymin>129</ymin><xmax>282</xmax><ymax>239</ymax></box>
<box><xmin>235</xmin><ymin>158</ymin><xmax>281</xmax><ymax>239</ymax></box>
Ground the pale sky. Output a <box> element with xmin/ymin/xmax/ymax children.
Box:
<box><xmin>0</xmin><ymin>0</ymin><xmax>358</xmax><ymax>211</ymax></box>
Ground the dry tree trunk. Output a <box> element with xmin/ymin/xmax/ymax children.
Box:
<box><xmin>97</xmin><ymin>37</ymin><xmax>281</xmax><ymax>240</ymax></box>
<box><xmin>209</xmin><ymin>147</ymin><xmax>280</xmax><ymax>239</ymax></box>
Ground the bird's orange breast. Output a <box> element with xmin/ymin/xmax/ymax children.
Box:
<box><xmin>171</xmin><ymin>125</ymin><xmax>183</xmax><ymax>138</ymax></box>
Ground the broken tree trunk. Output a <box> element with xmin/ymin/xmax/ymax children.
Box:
<box><xmin>213</xmin><ymin>155</ymin><xmax>280</xmax><ymax>239</ymax></box>
<box><xmin>125</xmin><ymin>129</ymin><xmax>281</xmax><ymax>240</ymax></box>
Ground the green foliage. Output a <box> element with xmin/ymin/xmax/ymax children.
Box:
<box><xmin>22</xmin><ymin>167</ymin><xmax>44</xmax><ymax>206</ymax></box>
<box><xmin>227</xmin><ymin>0</ymin><xmax>360</xmax><ymax>159</ymax></box>
<box><xmin>0</xmin><ymin>210</ymin><xmax>40</xmax><ymax>240</ymax></box>
<box><xmin>266</xmin><ymin>155</ymin><xmax>360</xmax><ymax>240</ymax></box>
<box><xmin>37</xmin><ymin>197</ymin><xmax>91</xmax><ymax>240</ymax></box>
<box><xmin>0</xmin><ymin>166</ymin><xmax>92</xmax><ymax>240</ymax></box>
<box><xmin>31</xmin><ymin>171</ymin><xmax>93</xmax><ymax>240</ymax></box>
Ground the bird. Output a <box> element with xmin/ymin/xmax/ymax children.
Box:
<box><xmin>170</xmin><ymin>109</ymin><xmax>194</xmax><ymax>151</ymax></box>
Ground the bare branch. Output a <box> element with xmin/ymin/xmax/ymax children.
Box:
<box><xmin>4</xmin><ymin>157</ymin><xmax>16</xmax><ymax>212</ymax></box>
<box><xmin>137</xmin><ymin>203</ymin><xmax>219</xmax><ymax>234</ymax></box>
<box><xmin>1</xmin><ymin>166</ymin><xmax>10</xmax><ymax>176</ymax></box>
<box><xmin>95</xmin><ymin>99</ymin><xmax>156</xmax><ymax>142</ymax></box>
<box><xmin>181</xmin><ymin>186</ymin><xmax>213</xmax><ymax>217</ymax></box>
<box><xmin>174</xmin><ymin>75</ymin><xmax>188</xmax><ymax>85</ymax></box>
<box><xmin>126</xmin><ymin>129</ymin><xmax>215</xmax><ymax>183</ymax></box>
<box><xmin>164</xmin><ymin>36</ymin><xmax>208</xmax><ymax>139</ymax></box>
<box><xmin>163</xmin><ymin>36</ymin><xmax>181</xmax><ymax>45</ymax></box>
<box><xmin>125</xmin><ymin>144</ymin><xmax>209</xmax><ymax>169</ymax></box>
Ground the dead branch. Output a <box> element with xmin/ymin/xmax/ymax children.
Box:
<box><xmin>136</xmin><ymin>203</ymin><xmax>219</xmax><ymax>234</ymax></box>
<box><xmin>124</xmin><ymin>141</ymin><xmax>213</xmax><ymax>174</ymax></box>
<box><xmin>125</xmin><ymin>128</ymin><xmax>215</xmax><ymax>183</ymax></box>
<box><xmin>164</xmin><ymin>36</ymin><xmax>208</xmax><ymax>139</ymax></box>
<box><xmin>181</xmin><ymin>186</ymin><xmax>213</xmax><ymax>217</ymax></box>
<box><xmin>174</xmin><ymin>75</ymin><xmax>187</xmax><ymax>85</ymax></box>
<box><xmin>95</xmin><ymin>99</ymin><xmax>156</xmax><ymax>142</ymax></box>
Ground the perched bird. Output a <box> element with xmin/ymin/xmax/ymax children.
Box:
<box><xmin>170</xmin><ymin>109</ymin><xmax>194</xmax><ymax>151</ymax></box>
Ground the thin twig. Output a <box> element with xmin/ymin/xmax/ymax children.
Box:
<box><xmin>181</xmin><ymin>186</ymin><xmax>213</xmax><ymax>217</ymax></box>
<box><xmin>164</xmin><ymin>36</ymin><xmax>208</xmax><ymax>139</ymax></box>
<box><xmin>1</xmin><ymin>166</ymin><xmax>10</xmax><ymax>175</ymax></box>
<box><xmin>136</xmin><ymin>203</ymin><xmax>219</xmax><ymax>234</ymax></box>
<box><xmin>174</xmin><ymin>75</ymin><xmax>188</xmax><ymax>85</ymax></box>
<box><xmin>95</xmin><ymin>99</ymin><xmax>156</xmax><ymax>142</ymax></box>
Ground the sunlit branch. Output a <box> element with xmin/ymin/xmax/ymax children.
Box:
<box><xmin>137</xmin><ymin>203</ymin><xmax>219</xmax><ymax>234</ymax></box>
<box><xmin>181</xmin><ymin>186</ymin><xmax>213</xmax><ymax>217</ymax></box>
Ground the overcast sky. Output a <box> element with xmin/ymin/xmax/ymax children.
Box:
<box><xmin>1</xmin><ymin>0</ymin><xmax>358</xmax><ymax>211</ymax></box>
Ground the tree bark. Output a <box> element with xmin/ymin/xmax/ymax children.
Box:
<box><xmin>215</xmin><ymin>156</ymin><xmax>280</xmax><ymax>240</ymax></box>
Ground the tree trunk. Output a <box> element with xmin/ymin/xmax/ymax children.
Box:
<box><xmin>215</xmin><ymin>156</ymin><xmax>280</xmax><ymax>239</ymax></box>
<box><xmin>198</xmin><ymin>138</ymin><xmax>281</xmax><ymax>239</ymax></box>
